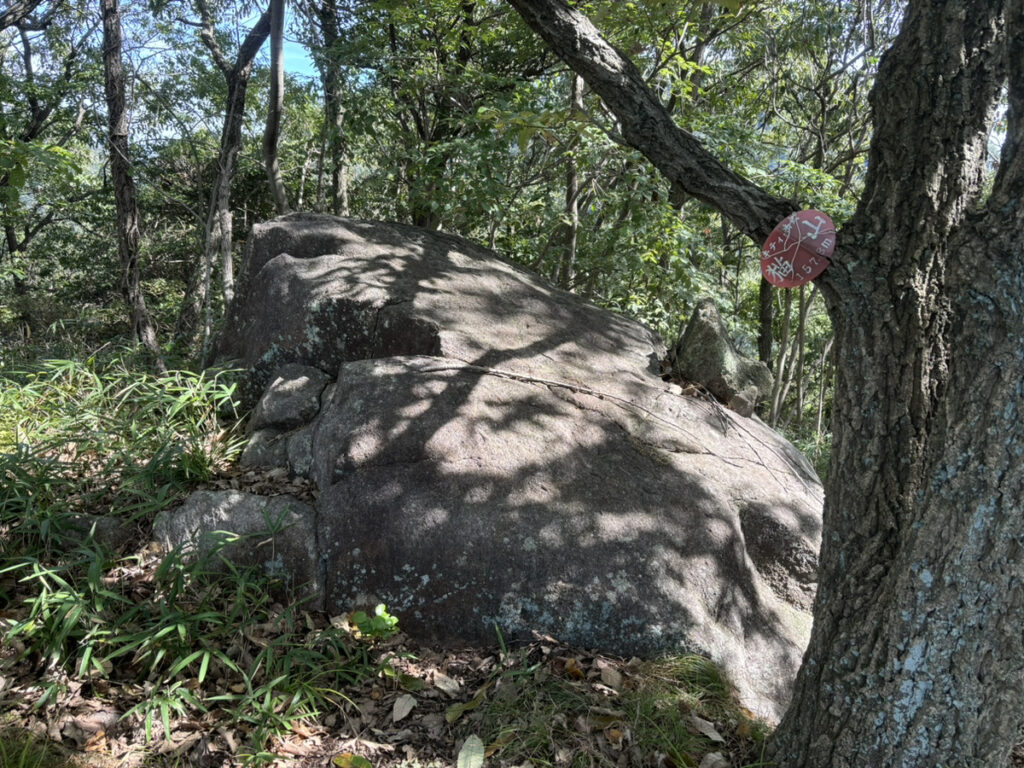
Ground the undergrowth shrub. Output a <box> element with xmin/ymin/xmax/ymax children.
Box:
<box><xmin>0</xmin><ymin>727</ymin><xmax>81</xmax><ymax>768</ymax></box>
<box><xmin>0</xmin><ymin>350</ymin><xmax>388</xmax><ymax>764</ymax></box>
<box><xmin>0</xmin><ymin>351</ymin><xmax>243</xmax><ymax>526</ymax></box>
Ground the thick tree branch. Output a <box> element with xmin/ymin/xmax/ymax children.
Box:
<box><xmin>234</xmin><ymin>5</ymin><xmax>272</xmax><ymax>78</ymax></box>
<box><xmin>506</xmin><ymin>0</ymin><xmax>793</xmax><ymax>244</ymax></box>
<box><xmin>194</xmin><ymin>0</ymin><xmax>231</xmax><ymax>75</ymax></box>
<box><xmin>17</xmin><ymin>27</ymin><xmax>41</xmax><ymax>124</ymax></box>
<box><xmin>0</xmin><ymin>0</ymin><xmax>43</xmax><ymax>30</ymax></box>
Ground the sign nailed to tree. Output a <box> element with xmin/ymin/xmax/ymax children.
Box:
<box><xmin>761</xmin><ymin>210</ymin><xmax>836</xmax><ymax>288</ymax></box>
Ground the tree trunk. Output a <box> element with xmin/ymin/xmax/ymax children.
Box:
<box><xmin>315</xmin><ymin>0</ymin><xmax>350</xmax><ymax>216</ymax></box>
<box><xmin>769</xmin><ymin>287</ymin><xmax>792</xmax><ymax>427</ymax></box>
<box><xmin>773</xmin><ymin>2</ymin><xmax>1022</xmax><ymax>763</ymax></box>
<box><xmin>100</xmin><ymin>0</ymin><xmax>164</xmax><ymax>370</ymax></box>
<box><xmin>815</xmin><ymin>335</ymin><xmax>833</xmax><ymax>438</ymax></box>
<box><xmin>176</xmin><ymin>4</ymin><xmax>270</xmax><ymax>350</ymax></box>
<box><xmin>757</xmin><ymin>276</ymin><xmax>773</xmax><ymax>369</ymax></box>
<box><xmin>197</xmin><ymin>1</ymin><xmax>270</xmax><ymax>313</ymax></box>
<box><xmin>508</xmin><ymin>0</ymin><xmax>1024</xmax><ymax>764</ymax></box>
<box><xmin>263</xmin><ymin>0</ymin><xmax>289</xmax><ymax>214</ymax></box>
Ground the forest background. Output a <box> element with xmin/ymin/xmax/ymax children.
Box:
<box><xmin>0</xmin><ymin>0</ymin><xmax>951</xmax><ymax>477</ymax></box>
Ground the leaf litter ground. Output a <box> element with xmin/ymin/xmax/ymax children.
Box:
<box><xmin>1</xmin><ymin>612</ymin><xmax>769</xmax><ymax>767</ymax></box>
<box><xmin>0</xmin><ymin>462</ymin><xmax>771</xmax><ymax>768</ymax></box>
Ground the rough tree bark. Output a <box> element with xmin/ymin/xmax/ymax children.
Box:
<box><xmin>508</xmin><ymin>0</ymin><xmax>1024</xmax><ymax>765</ymax></box>
<box><xmin>100</xmin><ymin>0</ymin><xmax>164</xmax><ymax>369</ymax></box>
<box><xmin>263</xmin><ymin>0</ymin><xmax>289</xmax><ymax>214</ymax></box>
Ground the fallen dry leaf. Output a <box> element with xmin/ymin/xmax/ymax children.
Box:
<box><xmin>275</xmin><ymin>738</ymin><xmax>311</xmax><ymax>756</ymax></box>
<box><xmin>392</xmin><ymin>693</ymin><xmax>417</xmax><ymax>722</ymax></box>
<box><xmin>83</xmin><ymin>730</ymin><xmax>107</xmax><ymax>752</ymax></box>
<box><xmin>290</xmin><ymin>720</ymin><xmax>317</xmax><ymax>739</ymax></box>
<box><xmin>699</xmin><ymin>751</ymin><xmax>731</xmax><ymax>768</ymax></box>
<box><xmin>690</xmin><ymin>713</ymin><xmax>725</xmax><ymax>743</ymax></box>
<box><xmin>600</xmin><ymin>665</ymin><xmax>623</xmax><ymax>690</ymax></box>
<box><xmin>432</xmin><ymin>671</ymin><xmax>461</xmax><ymax>698</ymax></box>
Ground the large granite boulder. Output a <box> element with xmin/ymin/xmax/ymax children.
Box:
<box><xmin>177</xmin><ymin>213</ymin><xmax>823</xmax><ymax>721</ymax></box>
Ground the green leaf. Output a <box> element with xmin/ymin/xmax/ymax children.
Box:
<box><xmin>398</xmin><ymin>673</ymin><xmax>424</xmax><ymax>691</ymax></box>
<box><xmin>198</xmin><ymin>650</ymin><xmax>210</xmax><ymax>682</ymax></box>
<box><xmin>445</xmin><ymin>686</ymin><xmax>489</xmax><ymax>724</ymax></box>
<box><xmin>332</xmin><ymin>754</ymin><xmax>373</xmax><ymax>768</ymax></box>
<box><xmin>8</xmin><ymin>164</ymin><xmax>25</xmax><ymax>189</ymax></box>
<box><xmin>456</xmin><ymin>735</ymin><xmax>485</xmax><ymax>768</ymax></box>
<box><xmin>517</xmin><ymin>127</ymin><xmax>532</xmax><ymax>153</ymax></box>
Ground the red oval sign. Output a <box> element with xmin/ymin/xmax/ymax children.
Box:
<box><xmin>760</xmin><ymin>210</ymin><xmax>835</xmax><ymax>288</ymax></box>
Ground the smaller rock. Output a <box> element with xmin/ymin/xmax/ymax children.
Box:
<box><xmin>286</xmin><ymin>424</ymin><xmax>316</xmax><ymax>478</ymax></box>
<box><xmin>249</xmin><ymin>363</ymin><xmax>331</xmax><ymax>432</ymax></box>
<box><xmin>240</xmin><ymin>428</ymin><xmax>288</xmax><ymax>469</ymax></box>
<box><xmin>152</xmin><ymin>490</ymin><xmax>320</xmax><ymax>599</ymax></box>
<box><xmin>670</xmin><ymin>298</ymin><xmax>773</xmax><ymax>414</ymax></box>
<box><xmin>65</xmin><ymin>514</ymin><xmax>136</xmax><ymax>552</ymax></box>
<box><xmin>728</xmin><ymin>385</ymin><xmax>761</xmax><ymax>418</ymax></box>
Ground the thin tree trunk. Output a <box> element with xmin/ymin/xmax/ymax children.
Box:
<box><xmin>297</xmin><ymin>142</ymin><xmax>314</xmax><ymax>210</ymax></box>
<box><xmin>793</xmin><ymin>286</ymin><xmax>808</xmax><ymax>427</ymax></box>
<box><xmin>757</xmin><ymin>276</ymin><xmax>773</xmax><ymax>369</ymax></box>
<box><xmin>316</xmin><ymin>0</ymin><xmax>349</xmax><ymax>216</ymax></box>
<box><xmin>314</xmin><ymin>115</ymin><xmax>327</xmax><ymax>212</ymax></box>
<box><xmin>769</xmin><ymin>288</ymin><xmax>791</xmax><ymax>426</ymax></box>
<box><xmin>196</xmin><ymin>1</ymin><xmax>270</xmax><ymax>315</ymax></box>
<box><xmin>777</xmin><ymin>285</ymin><xmax>816</xmax><ymax>428</ymax></box>
<box><xmin>100</xmin><ymin>0</ymin><xmax>164</xmax><ymax>371</ymax></box>
<box><xmin>814</xmin><ymin>335</ymin><xmax>833</xmax><ymax>438</ymax></box>
<box><xmin>263</xmin><ymin>0</ymin><xmax>289</xmax><ymax>214</ymax></box>
<box><xmin>177</xmin><ymin>4</ymin><xmax>270</xmax><ymax>350</ymax></box>
<box><xmin>559</xmin><ymin>72</ymin><xmax>582</xmax><ymax>290</ymax></box>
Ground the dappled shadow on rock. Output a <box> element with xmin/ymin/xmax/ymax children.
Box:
<box><xmin>197</xmin><ymin>213</ymin><xmax>824</xmax><ymax>722</ymax></box>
